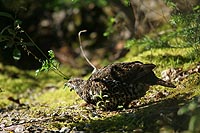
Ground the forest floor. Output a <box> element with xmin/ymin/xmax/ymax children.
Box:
<box><xmin>0</xmin><ymin>44</ymin><xmax>200</xmax><ymax>132</ymax></box>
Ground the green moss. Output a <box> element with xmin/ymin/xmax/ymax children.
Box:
<box><xmin>34</xmin><ymin>87</ymin><xmax>81</xmax><ymax>108</ymax></box>
<box><xmin>0</xmin><ymin>62</ymin><xmax>81</xmax><ymax>108</ymax></box>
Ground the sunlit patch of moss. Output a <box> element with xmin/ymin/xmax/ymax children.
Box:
<box><xmin>0</xmin><ymin>64</ymin><xmax>39</xmax><ymax>93</ymax></box>
<box><xmin>34</xmin><ymin>87</ymin><xmax>82</xmax><ymax>109</ymax></box>
<box><xmin>180</xmin><ymin>73</ymin><xmax>200</xmax><ymax>96</ymax></box>
<box><xmin>162</xmin><ymin>73</ymin><xmax>200</xmax><ymax>102</ymax></box>
<box><xmin>0</xmin><ymin>62</ymin><xmax>83</xmax><ymax>108</ymax></box>
<box><xmin>0</xmin><ymin>64</ymin><xmax>37</xmax><ymax>107</ymax></box>
<box><xmin>0</xmin><ymin>91</ymin><xmax>12</xmax><ymax>107</ymax></box>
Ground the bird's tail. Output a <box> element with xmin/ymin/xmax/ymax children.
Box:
<box><xmin>156</xmin><ymin>79</ymin><xmax>176</xmax><ymax>88</ymax></box>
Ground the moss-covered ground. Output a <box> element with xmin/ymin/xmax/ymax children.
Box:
<box><xmin>0</xmin><ymin>42</ymin><xmax>200</xmax><ymax>132</ymax></box>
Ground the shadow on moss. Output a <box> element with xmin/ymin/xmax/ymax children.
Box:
<box><xmin>71</xmin><ymin>96</ymin><xmax>191</xmax><ymax>132</ymax></box>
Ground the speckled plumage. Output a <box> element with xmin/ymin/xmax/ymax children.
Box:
<box><xmin>67</xmin><ymin>61</ymin><xmax>175</xmax><ymax>110</ymax></box>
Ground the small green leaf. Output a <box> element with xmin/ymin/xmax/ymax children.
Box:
<box><xmin>188</xmin><ymin>102</ymin><xmax>198</xmax><ymax>111</ymax></box>
<box><xmin>193</xmin><ymin>5</ymin><xmax>200</xmax><ymax>11</ymax></box>
<box><xmin>177</xmin><ymin>105</ymin><xmax>189</xmax><ymax>115</ymax></box>
<box><xmin>13</xmin><ymin>48</ymin><xmax>21</xmax><ymax>60</ymax></box>
<box><xmin>14</xmin><ymin>20</ymin><xmax>22</xmax><ymax>27</ymax></box>
<box><xmin>0</xmin><ymin>12</ymin><xmax>14</xmax><ymax>20</ymax></box>
<box><xmin>103</xmin><ymin>32</ymin><xmax>109</xmax><ymax>37</ymax></box>
<box><xmin>48</xmin><ymin>50</ymin><xmax>55</xmax><ymax>59</ymax></box>
<box><xmin>35</xmin><ymin>69</ymin><xmax>41</xmax><ymax>76</ymax></box>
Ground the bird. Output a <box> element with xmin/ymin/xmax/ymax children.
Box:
<box><xmin>67</xmin><ymin>61</ymin><xmax>176</xmax><ymax>110</ymax></box>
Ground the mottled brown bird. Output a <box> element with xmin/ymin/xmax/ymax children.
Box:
<box><xmin>67</xmin><ymin>61</ymin><xmax>176</xmax><ymax>110</ymax></box>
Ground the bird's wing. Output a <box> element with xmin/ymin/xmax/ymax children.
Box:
<box><xmin>110</xmin><ymin>62</ymin><xmax>156</xmax><ymax>83</ymax></box>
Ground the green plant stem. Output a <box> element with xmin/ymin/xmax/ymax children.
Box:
<box><xmin>24</xmin><ymin>31</ymin><xmax>68</xmax><ymax>79</ymax></box>
<box><xmin>24</xmin><ymin>31</ymin><xmax>48</xmax><ymax>59</ymax></box>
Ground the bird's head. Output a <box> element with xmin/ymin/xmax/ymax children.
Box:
<box><xmin>66</xmin><ymin>78</ymin><xmax>85</xmax><ymax>93</ymax></box>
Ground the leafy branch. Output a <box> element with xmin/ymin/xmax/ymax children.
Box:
<box><xmin>0</xmin><ymin>12</ymin><xmax>68</xmax><ymax>79</ymax></box>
